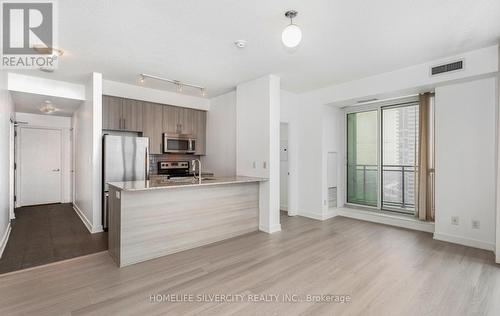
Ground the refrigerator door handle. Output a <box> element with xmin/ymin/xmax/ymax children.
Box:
<box><xmin>145</xmin><ymin>147</ymin><xmax>149</xmax><ymax>180</ymax></box>
<box><xmin>103</xmin><ymin>192</ymin><xmax>109</xmax><ymax>229</ymax></box>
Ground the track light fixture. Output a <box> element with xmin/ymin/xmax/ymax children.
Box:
<box><xmin>138</xmin><ymin>74</ymin><xmax>206</xmax><ymax>96</ymax></box>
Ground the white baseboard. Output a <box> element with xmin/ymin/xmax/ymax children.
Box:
<box><xmin>298</xmin><ymin>208</ymin><xmax>338</xmax><ymax>221</ymax></box>
<box><xmin>259</xmin><ymin>224</ymin><xmax>282</xmax><ymax>234</ymax></box>
<box><xmin>73</xmin><ymin>203</ymin><xmax>103</xmax><ymax>234</ymax></box>
<box><xmin>433</xmin><ymin>232</ymin><xmax>495</xmax><ymax>252</ymax></box>
<box><xmin>297</xmin><ymin>210</ymin><xmax>324</xmax><ymax>220</ymax></box>
<box><xmin>337</xmin><ymin>207</ymin><xmax>435</xmax><ymax>233</ymax></box>
<box><xmin>0</xmin><ymin>223</ymin><xmax>12</xmax><ymax>259</ymax></box>
<box><xmin>323</xmin><ymin>208</ymin><xmax>339</xmax><ymax>220</ymax></box>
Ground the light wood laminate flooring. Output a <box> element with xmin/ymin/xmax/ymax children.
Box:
<box><xmin>0</xmin><ymin>213</ymin><xmax>499</xmax><ymax>315</ymax></box>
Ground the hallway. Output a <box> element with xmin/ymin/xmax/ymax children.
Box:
<box><xmin>0</xmin><ymin>203</ymin><xmax>107</xmax><ymax>274</ymax></box>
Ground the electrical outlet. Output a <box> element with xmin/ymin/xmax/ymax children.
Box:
<box><xmin>472</xmin><ymin>220</ymin><xmax>480</xmax><ymax>229</ymax></box>
<box><xmin>451</xmin><ymin>216</ymin><xmax>459</xmax><ymax>225</ymax></box>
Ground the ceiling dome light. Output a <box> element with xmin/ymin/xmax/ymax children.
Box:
<box><xmin>40</xmin><ymin>100</ymin><xmax>57</xmax><ymax>114</ymax></box>
<box><xmin>282</xmin><ymin>10</ymin><xmax>302</xmax><ymax>48</ymax></box>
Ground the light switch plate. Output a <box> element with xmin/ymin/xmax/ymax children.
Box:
<box><xmin>115</xmin><ymin>191</ymin><xmax>121</xmax><ymax>199</ymax></box>
<box><xmin>472</xmin><ymin>220</ymin><xmax>480</xmax><ymax>229</ymax></box>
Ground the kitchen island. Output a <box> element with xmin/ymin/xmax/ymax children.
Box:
<box><xmin>107</xmin><ymin>176</ymin><xmax>267</xmax><ymax>267</ymax></box>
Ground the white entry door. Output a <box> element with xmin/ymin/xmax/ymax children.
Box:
<box><xmin>19</xmin><ymin>127</ymin><xmax>62</xmax><ymax>206</ymax></box>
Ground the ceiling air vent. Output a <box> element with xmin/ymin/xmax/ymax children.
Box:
<box><xmin>431</xmin><ymin>60</ymin><xmax>463</xmax><ymax>76</ymax></box>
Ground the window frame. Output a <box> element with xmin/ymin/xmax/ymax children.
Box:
<box><xmin>380</xmin><ymin>101</ymin><xmax>420</xmax><ymax>214</ymax></box>
<box><xmin>344</xmin><ymin>96</ymin><xmax>421</xmax><ymax>214</ymax></box>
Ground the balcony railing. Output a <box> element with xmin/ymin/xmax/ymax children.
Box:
<box><xmin>381</xmin><ymin>164</ymin><xmax>416</xmax><ymax>214</ymax></box>
<box><xmin>347</xmin><ymin>164</ymin><xmax>418</xmax><ymax>215</ymax></box>
<box><xmin>347</xmin><ymin>164</ymin><xmax>378</xmax><ymax>207</ymax></box>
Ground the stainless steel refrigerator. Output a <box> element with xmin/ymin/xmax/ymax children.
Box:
<box><xmin>103</xmin><ymin>135</ymin><xmax>149</xmax><ymax>229</ymax></box>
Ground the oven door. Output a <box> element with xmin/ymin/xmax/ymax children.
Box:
<box><xmin>163</xmin><ymin>135</ymin><xmax>195</xmax><ymax>154</ymax></box>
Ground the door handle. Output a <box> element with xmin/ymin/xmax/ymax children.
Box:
<box><xmin>52</xmin><ymin>168</ymin><xmax>60</xmax><ymax>172</ymax></box>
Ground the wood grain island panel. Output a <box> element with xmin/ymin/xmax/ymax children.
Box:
<box><xmin>108</xmin><ymin>181</ymin><xmax>261</xmax><ymax>267</ymax></box>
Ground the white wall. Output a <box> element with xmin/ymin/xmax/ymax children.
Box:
<box><xmin>497</xmin><ymin>51</ymin><xmax>500</xmax><ymax>261</ymax></box>
<box><xmin>294</xmin><ymin>98</ymin><xmax>325</xmax><ymax>219</ymax></box>
<box><xmin>322</xmin><ymin>105</ymin><xmax>344</xmax><ymax>215</ymax></box>
<box><xmin>102</xmin><ymin>80</ymin><xmax>209</xmax><ymax>111</ymax></box>
<box><xmin>202</xmin><ymin>91</ymin><xmax>236</xmax><ymax>176</ymax></box>
<box><xmin>8</xmin><ymin>73</ymin><xmax>85</xmax><ymax>100</ymax></box>
<box><xmin>73</xmin><ymin>73</ymin><xmax>103</xmax><ymax>233</ymax></box>
<box><xmin>280</xmin><ymin>90</ymin><xmax>299</xmax><ymax>215</ymax></box>
<box><xmin>236</xmin><ymin>75</ymin><xmax>281</xmax><ymax>233</ymax></box>
<box><xmin>434</xmin><ymin>78</ymin><xmax>497</xmax><ymax>251</ymax></box>
<box><xmin>14</xmin><ymin>112</ymin><xmax>73</xmax><ymax>204</ymax></box>
<box><xmin>0</xmin><ymin>71</ymin><xmax>15</xmax><ymax>257</ymax></box>
<box><xmin>304</xmin><ymin>45</ymin><xmax>499</xmax><ymax>107</ymax></box>
<box><xmin>280</xmin><ymin>123</ymin><xmax>288</xmax><ymax>210</ymax></box>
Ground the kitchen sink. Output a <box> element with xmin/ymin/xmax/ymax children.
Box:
<box><xmin>167</xmin><ymin>177</ymin><xmax>216</xmax><ymax>183</ymax></box>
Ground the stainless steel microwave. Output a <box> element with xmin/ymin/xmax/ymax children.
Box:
<box><xmin>163</xmin><ymin>134</ymin><xmax>196</xmax><ymax>154</ymax></box>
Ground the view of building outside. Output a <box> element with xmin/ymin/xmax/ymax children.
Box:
<box><xmin>347</xmin><ymin>111</ymin><xmax>378</xmax><ymax>206</ymax></box>
<box><xmin>382</xmin><ymin>105</ymin><xmax>419</xmax><ymax>212</ymax></box>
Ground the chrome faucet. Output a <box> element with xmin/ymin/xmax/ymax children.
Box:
<box><xmin>192</xmin><ymin>159</ymin><xmax>202</xmax><ymax>184</ymax></box>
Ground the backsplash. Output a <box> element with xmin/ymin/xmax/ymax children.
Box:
<box><xmin>149</xmin><ymin>154</ymin><xmax>200</xmax><ymax>175</ymax></box>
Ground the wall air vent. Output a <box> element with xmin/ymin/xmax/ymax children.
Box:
<box><xmin>431</xmin><ymin>60</ymin><xmax>463</xmax><ymax>76</ymax></box>
<box><xmin>357</xmin><ymin>98</ymin><xmax>378</xmax><ymax>104</ymax></box>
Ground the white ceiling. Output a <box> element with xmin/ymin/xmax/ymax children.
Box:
<box><xmin>16</xmin><ymin>0</ymin><xmax>500</xmax><ymax>97</ymax></box>
<box><xmin>12</xmin><ymin>91</ymin><xmax>83</xmax><ymax>117</ymax></box>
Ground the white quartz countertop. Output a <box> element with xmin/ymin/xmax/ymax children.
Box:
<box><xmin>107</xmin><ymin>176</ymin><xmax>267</xmax><ymax>191</ymax></box>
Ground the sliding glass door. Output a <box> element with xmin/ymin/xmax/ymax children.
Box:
<box><xmin>347</xmin><ymin>111</ymin><xmax>378</xmax><ymax>207</ymax></box>
<box><xmin>381</xmin><ymin>104</ymin><xmax>419</xmax><ymax>213</ymax></box>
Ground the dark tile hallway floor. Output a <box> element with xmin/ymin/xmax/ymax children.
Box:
<box><xmin>0</xmin><ymin>203</ymin><xmax>107</xmax><ymax>274</ymax></box>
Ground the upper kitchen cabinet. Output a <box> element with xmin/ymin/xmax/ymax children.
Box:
<box><xmin>102</xmin><ymin>95</ymin><xmax>122</xmax><ymax>130</ymax></box>
<box><xmin>179</xmin><ymin>107</ymin><xmax>196</xmax><ymax>135</ymax></box>
<box><xmin>193</xmin><ymin>110</ymin><xmax>207</xmax><ymax>155</ymax></box>
<box><xmin>122</xmin><ymin>99</ymin><xmax>143</xmax><ymax>132</ymax></box>
<box><xmin>103</xmin><ymin>95</ymin><xmax>207</xmax><ymax>155</ymax></box>
<box><xmin>102</xmin><ymin>95</ymin><xmax>143</xmax><ymax>132</ymax></box>
<box><xmin>162</xmin><ymin>105</ymin><xmax>179</xmax><ymax>135</ymax></box>
<box><xmin>162</xmin><ymin>106</ymin><xmax>195</xmax><ymax>135</ymax></box>
<box><xmin>142</xmin><ymin>102</ymin><xmax>164</xmax><ymax>154</ymax></box>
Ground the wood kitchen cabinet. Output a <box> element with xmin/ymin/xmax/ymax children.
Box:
<box><xmin>194</xmin><ymin>110</ymin><xmax>206</xmax><ymax>155</ymax></box>
<box><xmin>162</xmin><ymin>105</ymin><xmax>179</xmax><ymax>135</ymax></box>
<box><xmin>103</xmin><ymin>95</ymin><xmax>207</xmax><ymax>155</ymax></box>
<box><xmin>162</xmin><ymin>106</ymin><xmax>195</xmax><ymax>135</ymax></box>
<box><xmin>122</xmin><ymin>99</ymin><xmax>143</xmax><ymax>132</ymax></box>
<box><xmin>142</xmin><ymin>102</ymin><xmax>164</xmax><ymax>154</ymax></box>
<box><xmin>102</xmin><ymin>95</ymin><xmax>122</xmax><ymax>130</ymax></box>
<box><xmin>102</xmin><ymin>95</ymin><xmax>143</xmax><ymax>132</ymax></box>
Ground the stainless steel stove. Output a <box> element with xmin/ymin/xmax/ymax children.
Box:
<box><xmin>157</xmin><ymin>161</ymin><xmax>191</xmax><ymax>178</ymax></box>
